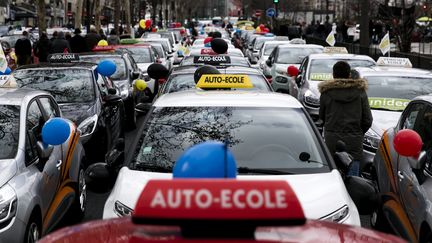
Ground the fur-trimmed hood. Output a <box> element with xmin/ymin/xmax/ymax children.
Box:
<box><xmin>318</xmin><ymin>78</ymin><xmax>368</xmax><ymax>93</ymax></box>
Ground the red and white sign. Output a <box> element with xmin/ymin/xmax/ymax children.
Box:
<box><xmin>201</xmin><ymin>49</ymin><xmax>218</xmax><ymax>55</ymax></box>
<box><xmin>133</xmin><ymin>179</ymin><xmax>305</xmax><ymax>221</ymax></box>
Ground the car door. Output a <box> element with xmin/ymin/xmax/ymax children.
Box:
<box><xmin>397</xmin><ymin>104</ymin><xmax>432</xmax><ymax>239</ymax></box>
<box><xmin>97</xmin><ymin>74</ymin><xmax>124</xmax><ymax>151</ymax></box>
<box><xmin>25</xmin><ymin>99</ymin><xmax>61</xmax><ymax>231</ymax></box>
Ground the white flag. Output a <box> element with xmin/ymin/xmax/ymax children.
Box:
<box><xmin>326</xmin><ymin>31</ymin><xmax>336</xmax><ymax>47</ymax></box>
<box><xmin>0</xmin><ymin>46</ymin><xmax>7</xmax><ymax>73</ymax></box>
<box><xmin>379</xmin><ymin>32</ymin><xmax>390</xmax><ymax>55</ymax></box>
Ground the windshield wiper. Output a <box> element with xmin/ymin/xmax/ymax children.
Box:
<box><xmin>237</xmin><ymin>167</ymin><xmax>295</xmax><ymax>175</ymax></box>
<box><xmin>133</xmin><ymin>163</ymin><xmax>172</xmax><ymax>173</ymax></box>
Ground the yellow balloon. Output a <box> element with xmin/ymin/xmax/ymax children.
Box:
<box><xmin>256</xmin><ymin>26</ymin><xmax>261</xmax><ymax>32</ymax></box>
<box><xmin>98</xmin><ymin>40</ymin><xmax>108</xmax><ymax>46</ymax></box>
<box><xmin>139</xmin><ymin>19</ymin><xmax>146</xmax><ymax>29</ymax></box>
<box><xmin>134</xmin><ymin>79</ymin><xmax>147</xmax><ymax>91</ymax></box>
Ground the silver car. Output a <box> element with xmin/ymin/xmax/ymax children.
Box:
<box><xmin>0</xmin><ymin>88</ymin><xmax>86</xmax><ymax>243</ymax></box>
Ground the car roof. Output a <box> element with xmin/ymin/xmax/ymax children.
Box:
<box><xmin>414</xmin><ymin>95</ymin><xmax>432</xmax><ymax>104</ymax></box>
<box><xmin>0</xmin><ymin>88</ymin><xmax>49</xmax><ymax>105</ymax></box>
<box><xmin>154</xmin><ymin>90</ymin><xmax>302</xmax><ymax>108</ymax></box>
<box><xmin>263</xmin><ymin>40</ymin><xmax>291</xmax><ymax>45</ymax></box>
<box><xmin>171</xmin><ymin>65</ymin><xmax>263</xmax><ymax>75</ymax></box>
<box><xmin>278</xmin><ymin>44</ymin><xmax>324</xmax><ymax>49</ymax></box>
<box><xmin>308</xmin><ymin>53</ymin><xmax>375</xmax><ymax>61</ymax></box>
<box><xmin>355</xmin><ymin>66</ymin><xmax>432</xmax><ymax>77</ymax></box>
<box><xmin>15</xmin><ymin>62</ymin><xmax>96</xmax><ymax>70</ymax></box>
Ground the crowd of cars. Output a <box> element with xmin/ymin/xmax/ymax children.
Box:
<box><xmin>0</xmin><ymin>21</ymin><xmax>431</xmax><ymax>242</ymax></box>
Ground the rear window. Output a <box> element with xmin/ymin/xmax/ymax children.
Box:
<box><xmin>0</xmin><ymin>105</ymin><xmax>20</xmax><ymax>159</ymax></box>
<box><xmin>80</xmin><ymin>56</ymin><xmax>127</xmax><ymax>80</ymax></box>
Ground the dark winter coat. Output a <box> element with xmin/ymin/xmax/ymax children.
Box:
<box><xmin>69</xmin><ymin>34</ymin><xmax>88</xmax><ymax>53</ymax></box>
<box><xmin>318</xmin><ymin>78</ymin><xmax>373</xmax><ymax>161</ymax></box>
<box><xmin>34</xmin><ymin>38</ymin><xmax>51</xmax><ymax>62</ymax></box>
<box><xmin>85</xmin><ymin>33</ymin><xmax>101</xmax><ymax>51</ymax></box>
<box><xmin>49</xmin><ymin>38</ymin><xmax>71</xmax><ymax>54</ymax></box>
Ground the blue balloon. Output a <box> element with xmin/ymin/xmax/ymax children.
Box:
<box><xmin>42</xmin><ymin>118</ymin><xmax>71</xmax><ymax>146</ymax></box>
<box><xmin>97</xmin><ymin>60</ymin><xmax>116</xmax><ymax>77</ymax></box>
<box><xmin>173</xmin><ymin>141</ymin><xmax>237</xmax><ymax>179</ymax></box>
<box><xmin>0</xmin><ymin>67</ymin><xmax>11</xmax><ymax>75</ymax></box>
<box><xmin>204</xmin><ymin>42</ymin><xmax>211</xmax><ymax>48</ymax></box>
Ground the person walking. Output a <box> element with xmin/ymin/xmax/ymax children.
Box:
<box><xmin>318</xmin><ymin>61</ymin><xmax>373</xmax><ymax>176</ymax></box>
<box><xmin>49</xmin><ymin>31</ymin><xmax>71</xmax><ymax>54</ymax></box>
<box><xmin>85</xmin><ymin>27</ymin><xmax>101</xmax><ymax>51</ymax></box>
<box><xmin>14</xmin><ymin>31</ymin><xmax>32</xmax><ymax>66</ymax></box>
<box><xmin>107</xmin><ymin>29</ymin><xmax>120</xmax><ymax>45</ymax></box>
<box><xmin>33</xmin><ymin>32</ymin><xmax>51</xmax><ymax>62</ymax></box>
<box><xmin>69</xmin><ymin>28</ymin><xmax>88</xmax><ymax>53</ymax></box>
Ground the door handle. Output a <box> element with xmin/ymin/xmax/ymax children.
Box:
<box><xmin>398</xmin><ymin>171</ymin><xmax>405</xmax><ymax>180</ymax></box>
<box><xmin>56</xmin><ymin>160</ymin><xmax>62</xmax><ymax>170</ymax></box>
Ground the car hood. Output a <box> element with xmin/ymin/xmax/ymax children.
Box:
<box><xmin>371</xmin><ymin>109</ymin><xmax>401</xmax><ymax>136</ymax></box>
<box><xmin>275</xmin><ymin>63</ymin><xmax>301</xmax><ymax>75</ymax></box>
<box><xmin>137</xmin><ymin>63</ymin><xmax>152</xmax><ymax>73</ymax></box>
<box><xmin>307</xmin><ymin>81</ymin><xmax>321</xmax><ymax>97</ymax></box>
<box><xmin>0</xmin><ymin>159</ymin><xmax>16</xmax><ymax>188</ymax></box>
<box><xmin>59</xmin><ymin>102</ymin><xmax>96</xmax><ymax>125</ymax></box>
<box><xmin>107</xmin><ymin>168</ymin><xmax>354</xmax><ymax>223</ymax></box>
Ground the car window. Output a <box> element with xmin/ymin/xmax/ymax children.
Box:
<box><xmin>79</xmin><ymin>56</ymin><xmax>127</xmax><ymax>80</ymax></box>
<box><xmin>308</xmin><ymin>59</ymin><xmax>375</xmax><ymax>81</ymax></box>
<box><xmin>26</xmin><ymin>101</ymin><xmax>44</xmax><ymax>165</ymax></box>
<box><xmin>131</xmin><ymin>107</ymin><xmax>329</xmax><ymax>174</ymax></box>
<box><xmin>39</xmin><ymin>97</ymin><xmax>59</xmax><ymax>119</ymax></box>
<box><xmin>402</xmin><ymin>103</ymin><xmax>425</xmax><ymax>130</ymax></box>
<box><xmin>14</xmin><ymin>68</ymin><xmax>95</xmax><ymax>103</ymax></box>
<box><xmin>413</xmin><ymin>106</ymin><xmax>432</xmax><ymax>151</ymax></box>
<box><xmin>276</xmin><ymin>48</ymin><xmax>323</xmax><ymax>64</ymax></box>
<box><xmin>0</xmin><ymin>105</ymin><xmax>20</xmax><ymax>159</ymax></box>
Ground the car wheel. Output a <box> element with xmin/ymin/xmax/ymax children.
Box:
<box><xmin>68</xmin><ymin>165</ymin><xmax>87</xmax><ymax>221</ymax></box>
<box><xmin>25</xmin><ymin>214</ymin><xmax>41</xmax><ymax>243</ymax></box>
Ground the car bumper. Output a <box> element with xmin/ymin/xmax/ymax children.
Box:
<box><xmin>0</xmin><ymin>216</ymin><xmax>26</xmax><ymax>243</ymax></box>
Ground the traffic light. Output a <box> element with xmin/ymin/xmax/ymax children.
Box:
<box><xmin>274</xmin><ymin>0</ymin><xmax>279</xmax><ymax>3</ymax></box>
<box><xmin>423</xmin><ymin>4</ymin><xmax>428</xmax><ymax>11</ymax></box>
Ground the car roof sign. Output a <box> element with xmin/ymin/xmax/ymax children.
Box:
<box><xmin>196</xmin><ymin>74</ymin><xmax>253</xmax><ymax>89</ymax></box>
<box><xmin>0</xmin><ymin>75</ymin><xmax>16</xmax><ymax>88</ymax></box>
<box><xmin>92</xmin><ymin>45</ymin><xmax>116</xmax><ymax>52</ymax></box>
<box><xmin>201</xmin><ymin>49</ymin><xmax>225</xmax><ymax>55</ymax></box>
<box><xmin>377</xmin><ymin>57</ymin><xmax>412</xmax><ymax>68</ymax></box>
<box><xmin>323</xmin><ymin>47</ymin><xmax>348</xmax><ymax>54</ymax></box>
<box><xmin>132</xmin><ymin>179</ymin><xmax>305</xmax><ymax>226</ymax></box>
<box><xmin>47</xmin><ymin>53</ymin><xmax>80</xmax><ymax>63</ymax></box>
<box><xmin>193</xmin><ymin>55</ymin><xmax>231</xmax><ymax>65</ymax></box>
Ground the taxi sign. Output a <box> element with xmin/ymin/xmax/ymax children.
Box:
<box><xmin>323</xmin><ymin>47</ymin><xmax>348</xmax><ymax>54</ymax></box>
<box><xmin>376</xmin><ymin>57</ymin><xmax>412</xmax><ymax>68</ymax></box>
<box><xmin>119</xmin><ymin>38</ymin><xmax>140</xmax><ymax>45</ymax></box>
<box><xmin>92</xmin><ymin>45</ymin><xmax>116</xmax><ymax>52</ymax></box>
<box><xmin>196</xmin><ymin>74</ymin><xmax>253</xmax><ymax>89</ymax></box>
<box><xmin>48</xmin><ymin>53</ymin><xmax>80</xmax><ymax>63</ymax></box>
<box><xmin>0</xmin><ymin>75</ymin><xmax>16</xmax><ymax>88</ymax></box>
<box><xmin>133</xmin><ymin>179</ymin><xmax>305</xmax><ymax>225</ymax></box>
<box><xmin>193</xmin><ymin>55</ymin><xmax>231</xmax><ymax>65</ymax></box>
<box><xmin>201</xmin><ymin>49</ymin><xmax>224</xmax><ymax>55</ymax></box>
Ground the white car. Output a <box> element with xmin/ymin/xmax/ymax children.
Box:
<box><xmin>103</xmin><ymin>88</ymin><xmax>361</xmax><ymax>226</ymax></box>
<box><xmin>258</xmin><ymin>40</ymin><xmax>291</xmax><ymax>77</ymax></box>
<box><xmin>266</xmin><ymin>44</ymin><xmax>324</xmax><ymax>93</ymax></box>
<box><xmin>188</xmin><ymin>47</ymin><xmax>244</xmax><ymax>57</ymax></box>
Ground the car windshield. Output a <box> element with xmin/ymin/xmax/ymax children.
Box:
<box><xmin>180</xmin><ymin>56</ymin><xmax>250</xmax><ymax>67</ymax></box>
<box><xmin>0</xmin><ymin>105</ymin><xmax>20</xmax><ymax>159</ymax></box>
<box><xmin>15</xmin><ymin>68</ymin><xmax>95</xmax><ymax>103</ymax></box>
<box><xmin>119</xmin><ymin>48</ymin><xmax>153</xmax><ymax>63</ymax></box>
<box><xmin>366</xmin><ymin>76</ymin><xmax>432</xmax><ymax>111</ymax></box>
<box><xmin>80</xmin><ymin>56</ymin><xmax>127</xmax><ymax>80</ymax></box>
<box><xmin>164</xmin><ymin>73</ymin><xmax>270</xmax><ymax>93</ymax></box>
<box><xmin>143</xmin><ymin>40</ymin><xmax>170</xmax><ymax>53</ymax></box>
<box><xmin>309</xmin><ymin>59</ymin><xmax>375</xmax><ymax>81</ymax></box>
<box><xmin>254</xmin><ymin>38</ymin><xmax>274</xmax><ymax>50</ymax></box>
<box><xmin>131</xmin><ymin>107</ymin><xmax>328</xmax><ymax>174</ymax></box>
<box><xmin>276</xmin><ymin>48</ymin><xmax>323</xmax><ymax>64</ymax></box>
<box><xmin>151</xmin><ymin>45</ymin><xmax>165</xmax><ymax>58</ymax></box>
<box><xmin>264</xmin><ymin>43</ymin><xmax>283</xmax><ymax>55</ymax></box>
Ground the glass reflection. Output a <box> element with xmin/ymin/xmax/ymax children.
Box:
<box><xmin>0</xmin><ymin>105</ymin><xmax>20</xmax><ymax>159</ymax></box>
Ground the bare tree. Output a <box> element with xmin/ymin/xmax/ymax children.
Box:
<box><xmin>94</xmin><ymin>0</ymin><xmax>102</xmax><ymax>32</ymax></box>
<box><xmin>114</xmin><ymin>0</ymin><xmax>120</xmax><ymax>33</ymax></box>
<box><xmin>37</xmin><ymin>0</ymin><xmax>46</xmax><ymax>35</ymax></box>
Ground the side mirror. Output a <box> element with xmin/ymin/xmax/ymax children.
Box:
<box><xmin>250</xmin><ymin>59</ymin><xmax>257</xmax><ymax>65</ymax></box>
<box><xmin>266</xmin><ymin>59</ymin><xmax>272</xmax><ymax>67</ymax></box>
<box><xmin>295</xmin><ymin>75</ymin><xmax>303</xmax><ymax>87</ymax></box>
<box><xmin>36</xmin><ymin>141</ymin><xmax>53</xmax><ymax>159</ymax></box>
<box><xmin>344</xmin><ymin>176</ymin><xmax>380</xmax><ymax>215</ymax></box>
<box><xmin>147</xmin><ymin>63</ymin><xmax>169</xmax><ymax>80</ymax></box>
<box><xmin>135</xmin><ymin>102</ymin><xmax>152</xmax><ymax>114</ymax></box>
<box><xmin>85</xmin><ymin>162</ymin><xmax>115</xmax><ymax>193</ymax></box>
<box><xmin>104</xmin><ymin>94</ymin><xmax>122</xmax><ymax>104</ymax></box>
<box><xmin>107</xmin><ymin>87</ymin><xmax>117</xmax><ymax>95</ymax></box>
<box><xmin>287</xmin><ymin>66</ymin><xmax>299</xmax><ymax>77</ymax></box>
<box><xmin>409</xmin><ymin>151</ymin><xmax>427</xmax><ymax>170</ymax></box>
<box><xmin>132</xmin><ymin>71</ymin><xmax>140</xmax><ymax>80</ymax></box>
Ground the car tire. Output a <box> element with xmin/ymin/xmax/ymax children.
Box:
<box><xmin>67</xmin><ymin>165</ymin><xmax>87</xmax><ymax>222</ymax></box>
<box><xmin>24</xmin><ymin>213</ymin><xmax>41</xmax><ymax>243</ymax></box>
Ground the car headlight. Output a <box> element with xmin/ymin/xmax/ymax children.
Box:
<box><xmin>0</xmin><ymin>184</ymin><xmax>17</xmax><ymax>226</ymax></box>
<box><xmin>78</xmin><ymin>114</ymin><xmax>98</xmax><ymax>137</ymax></box>
<box><xmin>114</xmin><ymin>201</ymin><xmax>133</xmax><ymax>217</ymax></box>
<box><xmin>321</xmin><ymin>205</ymin><xmax>349</xmax><ymax>223</ymax></box>
<box><xmin>275</xmin><ymin>76</ymin><xmax>288</xmax><ymax>84</ymax></box>
<box><xmin>304</xmin><ymin>90</ymin><xmax>320</xmax><ymax>107</ymax></box>
<box><xmin>364</xmin><ymin>129</ymin><xmax>381</xmax><ymax>152</ymax></box>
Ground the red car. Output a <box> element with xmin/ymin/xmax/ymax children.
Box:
<box><xmin>39</xmin><ymin>179</ymin><xmax>405</xmax><ymax>243</ymax></box>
